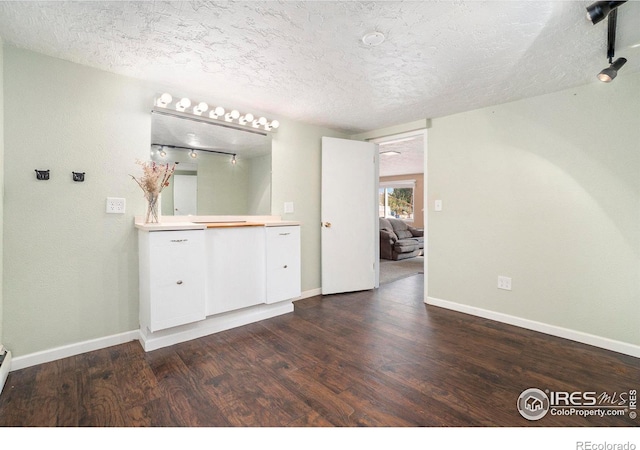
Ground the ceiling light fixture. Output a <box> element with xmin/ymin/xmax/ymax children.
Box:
<box><xmin>153</xmin><ymin>144</ymin><xmax>238</xmax><ymax>163</ymax></box>
<box><xmin>598</xmin><ymin>57</ymin><xmax>627</xmax><ymax>82</ymax></box>
<box><xmin>362</xmin><ymin>31</ymin><xmax>385</xmax><ymax>47</ymax></box>
<box><xmin>586</xmin><ymin>1</ymin><xmax>626</xmax><ymax>25</ymax></box>
<box><xmin>153</xmin><ymin>93</ymin><xmax>280</xmax><ymax>132</ymax></box>
<box><xmin>380</xmin><ymin>150</ymin><xmax>401</xmax><ymax>156</ymax></box>
<box><xmin>378</xmin><ymin>136</ymin><xmax>417</xmax><ymax>146</ymax></box>
<box><xmin>593</xmin><ymin>5</ymin><xmax>628</xmax><ymax>82</ymax></box>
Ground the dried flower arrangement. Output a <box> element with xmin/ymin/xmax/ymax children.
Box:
<box><xmin>130</xmin><ymin>160</ymin><xmax>175</xmax><ymax>223</ymax></box>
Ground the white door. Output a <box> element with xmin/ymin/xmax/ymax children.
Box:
<box><xmin>173</xmin><ymin>174</ymin><xmax>198</xmax><ymax>215</ymax></box>
<box><xmin>321</xmin><ymin>137</ymin><xmax>378</xmax><ymax>295</ymax></box>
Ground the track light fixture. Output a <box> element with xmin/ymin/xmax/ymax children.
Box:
<box><xmin>586</xmin><ymin>1</ymin><xmax>626</xmax><ymax>25</ymax></box>
<box><xmin>153</xmin><ymin>144</ymin><xmax>238</xmax><ymax>165</ymax></box>
<box><xmin>588</xmin><ymin>1</ymin><xmax>628</xmax><ymax>82</ymax></box>
<box><xmin>598</xmin><ymin>57</ymin><xmax>627</xmax><ymax>82</ymax></box>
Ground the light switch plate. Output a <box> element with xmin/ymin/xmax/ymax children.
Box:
<box><xmin>284</xmin><ymin>202</ymin><xmax>294</xmax><ymax>214</ymax></box>
<box><xmin>106</xmin><ymin>197</ymin><xmax>126</xmax><ymax>214</ymax></box>
<box><xmin>435</xmin><ymin>199</ymin><xmax>443</xmax><ymax>212</ymax></box>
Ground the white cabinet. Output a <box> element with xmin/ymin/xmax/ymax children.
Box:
<box><xmin>266</xmin><ymin>226</ymin><xmax>301</xmax><ymax>303</ymax></box>
<box><xmin>205</xmin><ymin>227</ymin><xmax>266</xmax><ymax>315</ymax></box>
<box><xmin>138</xmin><ymin>230</ymin><xmax>206</xmax><ymax>332</ymax></box>
<box><xmin>137</xmin><ymin>222</ymin><xmax>301</xmax><ymax>338</ymax></box>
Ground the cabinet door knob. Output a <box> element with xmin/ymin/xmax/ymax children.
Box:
<box><xmin>283</xmin><ymin>265</ymin><xmax>288</xmax><ymax>269</ymax></box>
<box><xmin>176</xmin><ymin>280</ymin><xmax>183</xmax><ymax>285</ymax></box>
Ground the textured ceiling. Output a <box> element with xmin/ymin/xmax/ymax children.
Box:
<box><xmin>0</xmin><ymin>1</ymin><xmax>639</xmax><ymax>135</ymax></box>
<box><xmin>378</xmin><ymin>136</ymin><xmax>425</xmax><ymax>177</ymax></box>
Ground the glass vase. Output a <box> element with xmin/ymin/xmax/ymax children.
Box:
<box><xmin>145</xmin><ymin>193</ymin><xmax>160</xmax><ymax>224</ymax></box>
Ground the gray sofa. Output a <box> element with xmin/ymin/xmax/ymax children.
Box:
<box><xmin>379</xmin><ymin>217</ymin><xmax>424</xmax><ymax>260</ymax></box>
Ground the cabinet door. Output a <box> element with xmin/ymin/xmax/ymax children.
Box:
<box><xmin>266</xmin><ymin>226</ymin><xmax>301</xmax><ymax>303</ymax></box>
<box><xmin>148</xmin><ymin>231</ymin><xmax>206</xmax><ymax>331</ymax></box>
<box><xmin>206</xmin><ymin>227</ymin><xmax>266</xmax><ymax>315</ymax></box>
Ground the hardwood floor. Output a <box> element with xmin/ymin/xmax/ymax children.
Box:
<box><xmin>0</xmin><ymin>274</ymin><xmax>637</xmax><ymax>427</ymax></box>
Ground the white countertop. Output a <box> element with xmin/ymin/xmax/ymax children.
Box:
<box><xmin>134</xmin><ymin>215</ymin><xmax>301</xmax><ymax>232</ymax></box>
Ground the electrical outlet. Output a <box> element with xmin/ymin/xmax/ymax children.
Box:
<box><xmin>106</xmin><ymin>197</ymin><xmax>126</xmax><ymax>214</ymax></box>
<box><xmin>498</xmin><ymin>276</ymin><xmax>512</xmax><ymax>291</ymax></box>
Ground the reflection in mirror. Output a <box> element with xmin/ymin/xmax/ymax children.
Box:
<box><xmin>150</xmin><ymin>111</ymin><xmax>272</xmax><ymax>216</ymax></box>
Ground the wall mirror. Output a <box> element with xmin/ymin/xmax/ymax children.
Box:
<box><xmin>150</xmin><ymin>110</ymin><xmax>272</xmax><ymax>216</ymax></box>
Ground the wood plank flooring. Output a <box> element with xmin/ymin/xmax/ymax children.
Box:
<box><xmin>0</xmin><ymin>274</ymin><xmax>637</xmax><ymax>427</ymax></box>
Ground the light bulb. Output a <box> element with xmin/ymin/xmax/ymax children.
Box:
<box><xmin>157</xmin><ymin>93</ymin><xmax>172</xmax><ymax>107</ymax></box>
<box><xmin>244</xmin><ymin>113</ymin><xmax>254</xmax><ymax>122</ymax></box>
<box><xmin>176</xmin><ymin>97</ymin><xmax>191</xmax><ymax>111</ymax></box>
<box><xmin>193</xmin><ymin>102</ymin><xmax>208</xmax><ymax>115</ymax></box>
<box><xmin>215</xmin><ymin>106</ymin><xmax>225</xmax><ymax>116</ymax></box>
<box><xmin>159</xmin><ymin>149</ymin><xmax>167</xmax><ymax>157</ymax></box>
<box><xmin>230</xmin><ymin>110</ymin><xmax>240</xmax><ymax>120</ymax></box>
<box><xmin>270</xmin><ymin>120</ymin><xmax>280</xmax><ymax>129</ymax></box>
<box><xmin>258</xmin><ymin>117</ymin><xmax>267</xmax><ymax>125</ymax></box>
<box><xmin>231</xmin><ymin>155</ymin><xmax>237</xmax><ymax>165</ymax></box>
<box><xmin>189</xmin><ymin>150</ymin><xmax>197</xmax><ymax>158</ymax></box>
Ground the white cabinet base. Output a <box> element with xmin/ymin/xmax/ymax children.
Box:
<box><xmin>138</xmin><ymin>300</ymin><xmax>294</xmax><ymax>352</ymax></box>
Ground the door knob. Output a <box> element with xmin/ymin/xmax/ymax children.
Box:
<box><xmin>176</xmin><ymin>280</ymin><xmax>183</xmax><ymax>285</ymax></box>
<box><xmin>322</xmin><ymin>222</ymin><xmax>332</xmax><ymax>228</ymax></box>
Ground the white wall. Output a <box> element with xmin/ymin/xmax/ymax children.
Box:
<box><xmin>2</xmin><ymin>46</ymin><xmax>343</xmax><ymax>357</ymax></box>
<box><xmin>427</xmin><ymin>73</ymin><xmax>640</xmax><ymax>347</ymax></box>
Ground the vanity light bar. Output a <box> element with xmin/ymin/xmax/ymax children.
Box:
<box><xmin>154</xmin><ymin>93</ymin><xmax>280</xmax><ymax>132</ymax></box>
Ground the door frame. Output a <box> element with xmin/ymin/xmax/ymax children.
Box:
<box><xmin>368</xmin><ymin>129</ymin><xmax>428</xmax><ymax>296</ymax></box>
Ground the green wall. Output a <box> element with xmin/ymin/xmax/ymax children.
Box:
<box><xmin>428</xmin><ymin>73</ymin><xmax>640</xmax><ymax>345</ymax></box>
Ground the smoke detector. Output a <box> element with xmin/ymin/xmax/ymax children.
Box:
<box><xmin>362</xmin><ymin>31</ymin><xmax>385</xmax><ymax>46</ymax></box>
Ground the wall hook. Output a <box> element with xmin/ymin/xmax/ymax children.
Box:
<box><xmin>35</xmin><ymin>169</ymin><xmax>50</xmax><ymax>180</ymax></box>
<box><xmin>72</xmin><ymin>172</ymin><xmax>85</xmax><ymax>182</ymax></box>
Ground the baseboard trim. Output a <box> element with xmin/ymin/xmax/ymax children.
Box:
<box><xmin>10</xmin><ymin>330</ymin><xmax>139</xmax><ymax>371</ymax></box>
<box><xmin>426</xmin><ymin>296</ymin><xmax>640</xmax><ymax>358</ymax></box>
<box><xmin>295</xmin><ymin>287</ymin><xmax>322</xmax><ymax>301</ymax></box>
<box><xmin>139</xmin><ymin>301</ymin><xmax>294</xmax><ymax>352</ymax></box>
<box><xmin>9</xmin><ymin>297</ymin><xmax>302</xmax><ymax>370</ymax></box>
<box><xmin>0</xmin><ymin>351</ymin><xmax>12</xmax><ymax>395</ymax></box>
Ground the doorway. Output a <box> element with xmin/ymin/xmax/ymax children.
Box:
<box><xmin>369</xmin><ymin>130</ymin><xmax>427</xmax><ymax>287</ymax></box>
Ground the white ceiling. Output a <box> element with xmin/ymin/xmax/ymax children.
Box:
<box><xmin>0</xmin><ymin>1</ymin><xmax>639</xmax><ymax>137</ymax></box>
<box><xmin>378</xmin><ymin>135</ymin><xmax>425</xmax><ymax>177</ymax></box>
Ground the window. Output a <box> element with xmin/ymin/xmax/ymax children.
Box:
<box><xmin>379</xmin><ymin>180</ymin><xmax>415</xmax><ymax>221</ymax></box>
